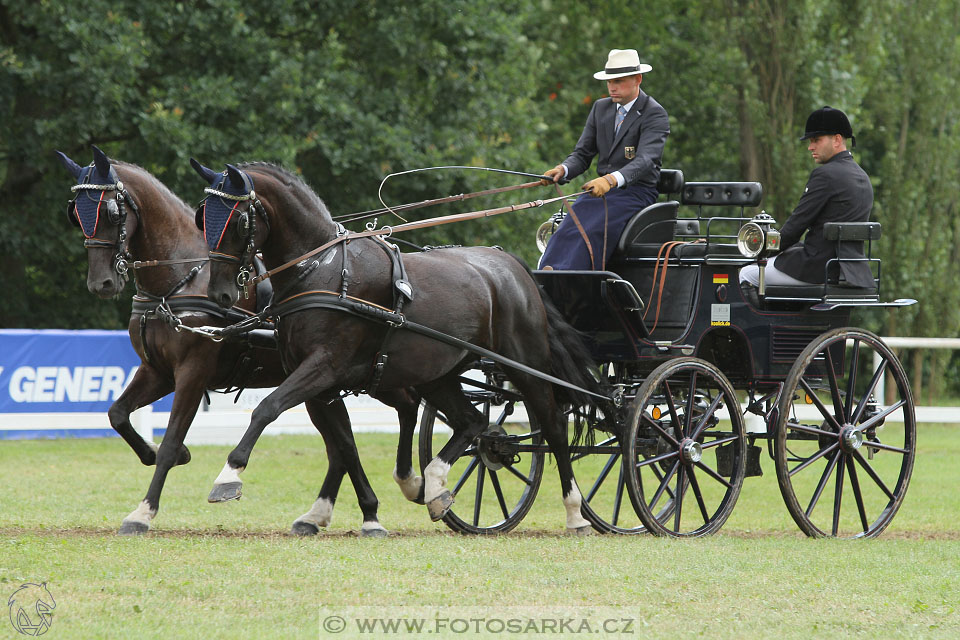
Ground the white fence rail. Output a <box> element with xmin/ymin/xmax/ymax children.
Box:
<box><xmin>3</xmin><ymin>337</ymin><xmax>959</xmax><ymax>445</ymax></box>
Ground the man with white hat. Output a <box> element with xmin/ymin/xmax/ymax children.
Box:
<box><xmin>540</xmin><ymin>48</ymin><xmax>670</xmax><ymax>270</ymax></box>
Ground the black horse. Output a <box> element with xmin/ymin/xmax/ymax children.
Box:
<box><xmin>56</xmin><ymin>148</ymin><xmax>414</xmax><ymax>536</ymax></box>
<box><xmin>193</xmin><ymin>160</ymin><xmax>606</xmax><ymax>533</ymax></box>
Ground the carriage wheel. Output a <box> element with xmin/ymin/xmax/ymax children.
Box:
<box><xmin>774</xmin><ymin>328</ymin><xmax>916</xmax><ymax>538</ymax></box>
<box><xmin>623</xmin><ymin>358</ymin><xmax>746</xmax><ymax>537</ymax></box>
<box><xmin>566</xmin><ymin>401</ymin><xmax>650</xmax><ymax>534</ymax></box>
<box><xmin>418</xmin><ymin>372</ymin><xmax>544</xmax><ymax>535</ymax></box>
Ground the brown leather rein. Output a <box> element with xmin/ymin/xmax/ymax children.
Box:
<box><xmin>247</xmin><ymin>188</ymin><xmax>572</xmax><ymax>287</ymax></box>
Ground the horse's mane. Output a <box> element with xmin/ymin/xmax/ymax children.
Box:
<box><xmin>238</xmin><ymin>161</ymin><xmax>332</xmax><ymax>219</ymax></box>
<box><xmin>112</xmin><ymin>160</ymin><xmax>194</xmax><ymax>219</ymax></box>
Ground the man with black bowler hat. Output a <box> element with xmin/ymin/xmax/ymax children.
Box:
<box><xmin>539</xmin><ymin>48</ymin><xmax>670</xmax><ymax>270</ymax></box>
<box><xmin>740</xmin><ymin>106</ymin><xmax>874</xmax><ymax>303</ymax></box>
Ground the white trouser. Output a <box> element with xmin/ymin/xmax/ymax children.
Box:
<box><xmin>739</xmin><ymin>256</ymin><xmax>816</xmax><ymax>287</ymax></box>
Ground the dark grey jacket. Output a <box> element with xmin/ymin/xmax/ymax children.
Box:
<box><xmin>562</xmin><ymin>90</ymin><xmax>669</xmax><ymax>189</ymax></box>
<box><xmin>776</xmin><ymin>151</ymin><xmax>875</xmax><ymax>288</ymax></box>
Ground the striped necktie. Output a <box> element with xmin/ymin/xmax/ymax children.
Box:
<box><xmin>615</xmin><ymin>105</ymin><xmax>627</xmax><ymax>133</ymax></box>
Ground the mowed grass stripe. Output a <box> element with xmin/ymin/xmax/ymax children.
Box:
<box><xmin>0</xmin><ymin>425</ymin><xmax>957</xmax><ymax>638</ymax></box>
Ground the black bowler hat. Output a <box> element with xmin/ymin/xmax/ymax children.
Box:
<box><xmin>800</xmin><ymin>106</ymin><xmax>856</xmax><ymax>147</ymax></box>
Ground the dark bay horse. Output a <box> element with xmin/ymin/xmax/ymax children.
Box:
<box><xmin>193</xmin><ymin>160</ymin><xmax>605</xmax><ymax>533</ymax></box>
<box><xmin>56</xmin><ymin>147</ymin><xmax>413</xmax><ymax>536</ymax></box>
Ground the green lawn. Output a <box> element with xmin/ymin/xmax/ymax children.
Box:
<box><xmin>0</xmin><ymin>424</ymin><xmax>958</xmax><ymax>638</ymax></box>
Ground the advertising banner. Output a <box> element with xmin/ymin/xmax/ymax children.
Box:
<box><xmin>0</xmin><ymin>329</ymin><xmax>172</xmax><ymax>413</ymax></box>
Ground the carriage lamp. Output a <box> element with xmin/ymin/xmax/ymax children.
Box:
<box><xmin>536</xmin><ymin>211</ymin><xmax>567</xmax><ymax>253</ymax></box>
<box><xmin>736</xmin><ymin>212</ymin><xmax>781</xmax><ymax>259</ymax></box>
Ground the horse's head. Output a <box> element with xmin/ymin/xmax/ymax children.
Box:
<box><xmin>191</xmin><ymin>159</ymin><xmax>269</xmax><ymax>309</ymax></box>
<box><xmin>56</xmin><ymin>146</ymin><xmax>140</xmax><ymax>298</ymax></box>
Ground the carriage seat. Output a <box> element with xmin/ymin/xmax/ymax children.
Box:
<box><xmin>764</xmin><ymin>222</ymin><xmax>881</xmax><ymax>301</ymax></box>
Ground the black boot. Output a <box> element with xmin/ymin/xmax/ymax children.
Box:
<box><xmin>740</xmin><ymin>282</ymin><xmax>761</xmax><ymax>308</ymax></box>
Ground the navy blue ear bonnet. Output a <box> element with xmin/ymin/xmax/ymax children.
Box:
<box><xmin>70</xmin><ymin>163</ymin><xmax>120</xmax><ymax>238</ymax></box>
<box><xmin>198</xmin><ymin>169</ymin><xmax>255</xmax><ymax>250</ymax></box>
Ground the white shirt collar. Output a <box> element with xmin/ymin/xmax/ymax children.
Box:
<box><xmin>618</xmin><ymin>96</ymin><xmax>639</xmax><ymax>113</ymax></box>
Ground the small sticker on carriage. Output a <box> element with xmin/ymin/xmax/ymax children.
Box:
<box><xmin>713</xmin><ymin>274</ymin><xmax>729</xmax><ymax>284</ymax></box>
<box><xmin>711</xmin><ymin>304</ymin><xmax>730</xmax><ymax>326</ymax></box>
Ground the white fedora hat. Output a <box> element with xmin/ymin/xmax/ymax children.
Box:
<box><xmin>593</xmin><ymin>49</ymin><xmax>652</xmax><ymax>80</ymax></box>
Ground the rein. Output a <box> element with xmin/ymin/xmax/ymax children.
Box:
<box><xmin>248</xmin><ymin>192</ymin><xmax>573</xmax><ymax>287</ymax></box>
<box><xmin>334</xmin><ymin>180</ymin><xmax>544</xmax><ymax>225</ymax></box>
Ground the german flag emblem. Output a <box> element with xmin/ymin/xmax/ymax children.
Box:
<box><xmin>713</xmin><ymin>274</ymin><xmax>729</xmax><ymax>284</ymax></box>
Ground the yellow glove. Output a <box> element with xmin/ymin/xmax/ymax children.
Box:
<box><xmin>582</xmin><ymin>175</ymin><xmax>616</xmax><ymax>197</ymax></box>
<box><xmin>541</xmin><ymin>164</ymin><xmax>565</xmax><ymax>185</ymax></box>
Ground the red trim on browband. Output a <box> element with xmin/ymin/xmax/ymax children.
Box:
<box><xmin>214</xmin><ymin>201</ymin><xmax>241</xmax><ymax>250</ymax></box>
<box><xmin>83</xmin><ymin>191</ymin><xmax>106</xmax><ymax>239</ymax></box>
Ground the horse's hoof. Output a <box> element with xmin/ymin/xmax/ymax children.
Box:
<box><xmin>175</xmin><ymin>445</ymin><xmax>192</xmax><ymax>466</ymax></box>
<box><xmin>360</xmin><ymin>526</ymin><xmax>389</xmax><ymax>538</ymax></box>
<box><xmin>290</xmin><ymin>521</ymin><xmax>320</xmax><ymax>536</ymax></box>
<box><xmin>427</xmin><ymin>491</ymin><xmax>455</xmax><ymax>521</ymax></box>
<box><xmin>567</xmin><ymin>524</ymin><xmax>595</xmax><ymax>536</ymax></box>
<box><xmin>208</xmin><ymin>482</ymin><xmax>242</xmax><ymax>503</ymax></box>
<box><xmin>118</xmin><ymin>520</ymin><xmax>150</xmax><ymax>536</ymax></box>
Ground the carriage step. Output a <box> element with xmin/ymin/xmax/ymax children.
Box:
<box><xmin>715</xmin><ymin>443</ymin><xmax>763</xmax><ymax>477</ymax></box>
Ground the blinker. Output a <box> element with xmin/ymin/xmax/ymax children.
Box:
<box><xmin>195</xmin><ymin>203</ymin><xmax>205</xmax><ymax>230</ymax></box>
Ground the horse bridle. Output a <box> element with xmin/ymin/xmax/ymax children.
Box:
<box><xmin>200</xmin><ymin>184</ymin><xmax>270</xmax><ymax>294</ymax></box>
<box><xmin>68</xmin><ymin>178</ymin><xmax>141</xmax><ymax>277</ymax></box>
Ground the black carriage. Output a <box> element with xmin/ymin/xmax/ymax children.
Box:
<box><xmin>420</xmin><ymin>169</ymin><xmax>916</xmax><ymax>538</ymax></box>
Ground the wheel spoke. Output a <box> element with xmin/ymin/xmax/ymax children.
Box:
<box><xmin>844</xmin><ymin>339</ymin><xmax>860</xmax><ymax>422</ymax></box>
<box><xmin>635</xmin><ymin>449</ymin><xmax>680</xmax><ymax>469</ymax></box>
<box><xmin>785</xmin><ymin>420</ymin><xmax>840</xmax><ymax>440</ymax></box>
<box><xmin>858</xmin><ymin>400</ymin><xmax>907</xmax><ymax>433</ymax></box>
<box><xmin>799</xmin><ymin>378</ymin><xmax>844</xmax><ymax>432</ymax></box>
<box><xmin>852</xmin><ymin>450</ymin><xmax>896</xmax><ymax>500</ymax></box>
<box><xmin>805</xmin><ymin>449</ymin><xmax>841</xmax><ymax>517</ymax></box>
<box><xmin>687</xmin><ymin>468</ymin><xmax>710</xmax><ymax>524</ymax></box>
<box><xmin>473</xmin><ymin>464</ymin><xmax>487</xmax><ymax>527</ymax></box>
<box><xmin>641</xmin><ymin>414</ymin><xmax>680</xmax><ymax>447</ymax></box>
<box><xmin>489</xmin><ymin>470</ymin><xmax>510</xmax><ymax>520</ymax></box>
<box><xmin>493</xmin><ymin>403</ymin><xmax>511</xmax><ymax>428</ymax></box>
<box><xmin>586</xmin><ymin>452</ymin><xmax>619</xmax><ymax>502</ymax></box>
<box><xmin>451</xmin><ymin>456</ymin><xmax>480</xmax><ymax>496</ymax></box>
<box><xmin>851</xmin><ymin>360</ymin><xmax>888</xmax><ymax>425</ymax></box>
<box><xmin>663</xmin><ymin>381</ymin><xmax>684</xmax><ymax>441</ymax></box>
<box><xmin>612</xmin><ymin>464</ymin><xmax>625</xmax><ymax>526</ymax></box>
<box><xmin>685</xmin><ymin>373</ymin><xmax>699</xmax><ymax>436</ymax></box>
<box><xmin>690</xmin><ymin>392</ymin><xmax>725</xmax><ymax>442</ymax></box>
<box><xmin>694</xmin><ymin>460</ymin><xmax>732</xmax><ymax>489</ymax></box>
<box><xmin>846</xmin><ymin>456</ymin><xmax>870</xmax><ymax>534</ymax></box>
<box><xmin>647</xmin><ymin>460</ymin><xmax>679</xmax><ymax>512</ymax></box>
<box><xmin>673</xmin><ymin>466</ymin><xmax>686</xmax><ymax>531</ymax></box>
<box><xmin>789</xmin><ymin>441</ymin><xmax>840</xmax><ymax>477</ymax></box>
<box><xmin>825</xmin><ymin>346</ymin><xmax>845</xmax><ymax>421</ymax></box>
<box><xmin>502</xmin><ymin>460</ymin><xmax>534</xmax><ymax>485</ymax></box>
<box><xmin>699</xmin><ymin>435</ymin><xmax>739</xmax><ymax>450</ymax></box>
<box><xmin>861</xmin><ymin>438</ymin><xmax>909</xmax><ymax>455</ymax></box>
<box><xmin>832</xmin><ymin>452</ymin><xmax>846</xmax><ymax>536</ymax></box>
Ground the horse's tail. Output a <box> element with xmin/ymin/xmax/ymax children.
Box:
<box><xmin>507</xmin><ymin>253</ymin><xmax>612</xmax><ymax>447</ymax></box>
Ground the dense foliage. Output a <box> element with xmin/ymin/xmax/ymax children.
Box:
<box><xmin>3</xmin><ymin>2</ymin><xmax>958</xmax><ymax>359</ymax></box>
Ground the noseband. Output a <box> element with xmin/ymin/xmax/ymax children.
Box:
<box><xmin>69</xmin><ymin>179</ymin><xmax>141</xmax><ymax>277</ymax></box>
<box><xmin>203</xmin><ymin>185</ymin><xmax>270</xmax><ymax>295</ymax></box>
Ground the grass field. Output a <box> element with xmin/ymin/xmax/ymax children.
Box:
<box><xmin>1</xmin><ymin>424</ymin><xmax>958</xmax><ymax>638</ymax></box>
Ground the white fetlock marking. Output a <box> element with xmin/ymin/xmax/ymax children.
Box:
<box><xmin>393</xmin><ymin>467</ymin><xmax>423</xmax><ymax>502</ymax></box>
<box><xmin>563</xmin><ymin>482</ymin><xmax>591</xmax><ymax>530</ymax></box>
<box><xmin>295</xmin><ymin>497</ymin><xmax>334</xmax><ymax>528</ymax></box>
<box><xmin>423</xmin><ymin>459</ymin><xmax>451</xmax><ymax>503</ymax></box>
<box><xmin>361</xmin><ymin>520</ymin><xmax>387</xmax><ymax>533</ymax></box>
<box><xmin>148</xmin><ymin>442</ymin><xmax>159</xmax><ymax>454</ymax></box>
<box><xmin>214</xmin><ymin>462</ymin><xmax>243</xmax><ymax>485</ymax></box>
<box><xmin>124</xmin><ymin>500</ymin><xmax>156</xmax><ymax>525</ymax></box>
